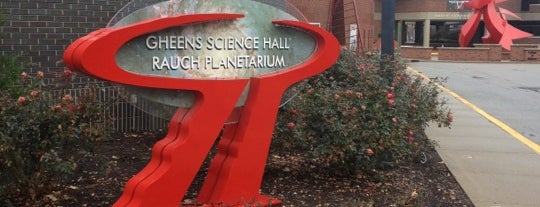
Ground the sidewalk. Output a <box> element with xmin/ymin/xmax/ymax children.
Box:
<box><xmin>426</xmin><ymin>91</ymin><xmax>540</xmax><ymax>206</ymax></box>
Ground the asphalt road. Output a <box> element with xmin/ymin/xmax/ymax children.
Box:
<box><xmin>408</xmin><ymin>61</ymin><xmax>540</xmax><ymax>144</ymax></box>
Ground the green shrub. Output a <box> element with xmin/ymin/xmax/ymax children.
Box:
<box><xmin>0</xmin><ymin>53</ymin><xmax>26</xmax><ymax>97</ymax></box>
<box><xmin>272</xmin><ymin>49</ymin><xmax>452</xmax><ymax>175</ymax></box>
<box><xmin>0</xmin><ymin>70</ymin><xmax>108</xmax><ymax>205</ymax></box>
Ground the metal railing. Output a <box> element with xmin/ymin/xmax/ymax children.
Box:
<box><xmin>55</xmin><ymin>85</ymin><xmax>169</xmax><ymax>132</ymax></box>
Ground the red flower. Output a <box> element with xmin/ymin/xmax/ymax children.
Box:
<box><xmin>405</xmin><ymin>136</ymin><xmax>414</xmax><ymax>143</ymax></box>
<box><xmin>366</xmin><ymin>148</ymin><xmax>374</xmax><ymax>156</ymax></box>
<box><xmin>388</xmin><ymin>99</ymin><xmax>395</xmax><ymax>107</ymax></box>
<box><xmin>386</xmin><ymin>93</ymin><xmax>395</xmax><ymax>99</ymax></box>
<box><xmin>290</xmin><ymin>109</ymin><xmax>298</xmax><ymax>115</ymax></box>
<box><xmin>17</xmin><ymin>96</ymin><xmax>26</xmax><ymax>104</ymax></box>
<box><xmin>287</xmin><ymin>122</ymin><xmax>296</xmax><ymax>129</ymax></box>
<box><xmin>345</xmin><ymin>89</ymin><xmax>353</xmax><ymax>97</ymax></box>
<box><xmin>358</xmin><ymin>64</ymin><xmax>366</xmax><ymax>70</ymax></box>
<box><xmin>62</xmin><ymin>94</ymin><xmax>73</xmax><ymax>104</ymax></box>
<box><xmin>37</xmin><ymin>71</ymin><xmax>44</xmax><ymax>79</ymax></box>
<box><xmin>63</xmin><ymin>69</ymin><xmax>73</xmax><ymax>77</ymax></box>
<box><xmin>392</xmin><ymin>117</ymin><xmax>398</xmax><ymax>123</ymax></box>
<box><xmin>21</xmin><ymin>72</ymin><xmax>28</xmax><ymax>79</ymax></box>
<box><xmin>30</xmin><ymin>90</ymin><xmax>40</xmax><ymax>97</ymax></box>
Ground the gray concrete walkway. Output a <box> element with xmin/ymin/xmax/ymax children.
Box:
<box><xmin>414</xmin><ymin>69</ymin><xmax>540</xmax><ymax>206</ymax></box>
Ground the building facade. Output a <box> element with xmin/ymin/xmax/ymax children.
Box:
<box><xmin>289</xmin><ymin>0</ymin><xmax>540</xmax><ymax>49</ymax></box>
<box><xmin>380</xmin><ymin>0</ymin><xmax>540</xmax><ymax>47</ymax></box>
<box><xmin>2</xmin><ymin>0</ymin><xmax>539</xmax><ymax>70</ymax></box>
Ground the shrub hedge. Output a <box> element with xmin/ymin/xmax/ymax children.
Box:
<box><xmin>272</xmin><ymin>50</ymin><xmax>452</xmax><ymax>175</ymax></box>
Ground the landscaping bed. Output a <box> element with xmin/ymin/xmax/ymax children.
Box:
<box><xmin>15</xmin><ymin>131</ymin><xmax>473</xmax><ymax>207</ymax></box>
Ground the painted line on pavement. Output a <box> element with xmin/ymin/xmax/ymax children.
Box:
<box><xmin>407</xmin><ymin>66</ymin><xmax>540</xmax><ymax>154</ymax></box>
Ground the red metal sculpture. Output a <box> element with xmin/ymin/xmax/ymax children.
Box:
<box><xmin>64</xmin><ymin>13</ymin><xmax>340</xmax><ymax>207</ymax></box>
<box><xmin>459</xmin><ymin>0</ymin><xmax>532</xmax><ymax>50</ymax></box>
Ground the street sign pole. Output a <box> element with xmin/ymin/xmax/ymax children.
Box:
<box><xmin>381</xmin><ymin>0</ymin><xmax>396</xmax><ymax>59</ymax></box>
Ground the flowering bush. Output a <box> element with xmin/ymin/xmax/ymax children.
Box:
<box><xmin>0</xmin><ymin>67</ymin><xmax>108</xmax><ymax>205</ymax></box>
<box><xmin>273</xmin><ymin>50</ymin><xmax>452</xmax><ymax>174</ymax></box>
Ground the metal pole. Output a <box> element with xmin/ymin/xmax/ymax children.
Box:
<box><xmin>381</xmin><ymin>0</ymin><xmax>396</xmax><ymax>59</ymax></box>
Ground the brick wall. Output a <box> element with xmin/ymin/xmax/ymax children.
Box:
<box><xmin>399</xmin><ymin>46</ymin><xmax>433</xmax><ymax>60</ymax></box>
<box><xmin>511</xmin><ymin>44</ymin><xmax>540</xmax><ymax>61</ymax></box>
<box><xmin>374</xmin><ymin>0</ymin><xmax>447</xmax><ymax>14</ymax></box>
<box><xmin>372</xmin><ymin>0</ymin><xmax>525</xmax><ymax>13</ymax></box>
<box><xmin>290</xmin><ymin>0</ymin><xmax>376</xmax><ymax>51</ymax></box>
<box><xmin>0</xmin><ymin>0</ymin><xmax>131</xmax><ymax>73</ymax></box>
<box><xmin>0</xmin><ymin>0</ymin><xmax>168</xmax><ymax>132</ymax></box>
<box><xmin>524</xmin><ymin>48</ymin><xmax>540</xmax><ymax>61</ymax></box>
<box><xmin>438</xmin><ymin>47</ymin><xmax>490</xmax><ymax>61</ymax></box>
<box><xmin>348</xmin><ymin>0</ymin><xmax>375</xmax><ymax>51</ymax></box>
<box><xmin>474</xmin><ymin>44</ymin><xmax>502</xmax><ymax>61</ymax></box>
<box><xmin>288</xmin><ymin>0</ymin><xmax>331</xmax><ymax>30</ymax></box>
<box><xmin>402</xmin><ymin>44</ymin><xmax>540</xmax><ymax>62</ymax></box>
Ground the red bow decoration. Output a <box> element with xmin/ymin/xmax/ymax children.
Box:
<box><xmin>459</xmin><ymin>0</ymin><xmax>532</xmax><ymax>50</ymax></box>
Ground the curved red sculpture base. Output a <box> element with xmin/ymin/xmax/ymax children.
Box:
<box><xmin>64</xmin><ymin>14</ymin><xmax>340</xmax><ymax>207</ymax></box>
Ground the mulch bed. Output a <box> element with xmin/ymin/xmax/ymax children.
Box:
<box><xmin>19</xmin><ymin>132</ymin><xmax>473</xmax><ymax>207</ymax></box>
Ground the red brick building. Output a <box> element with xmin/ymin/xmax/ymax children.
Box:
<box><xmin>289</xmin><ymin>0</ymin><xmax>376</xmax><ymax>51</ymax></box>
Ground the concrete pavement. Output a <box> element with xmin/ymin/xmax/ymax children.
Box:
<box><xmin>408</xmin><ymin>62</ymin><xmax>540</xmax><ymax>144</ymax></box>
<box><xmin>408</xmin><ymin>64</ymin><xmax>540</xmax><ymax>207</ymax></box>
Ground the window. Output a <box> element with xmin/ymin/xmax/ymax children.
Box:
<box><xmin>349</xmin><ymin>24</ymin><xmax>358</xmax><ymax>51</ymax></box>
<box><xmin>522</xmin><ymin>0</ymin><xmax>540</xmax><ymax>11</ymax></box>
<box><xmin>405</xmin><ymin>22</ymin><xmax>416</xmax><ymax>44</ymax></box>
